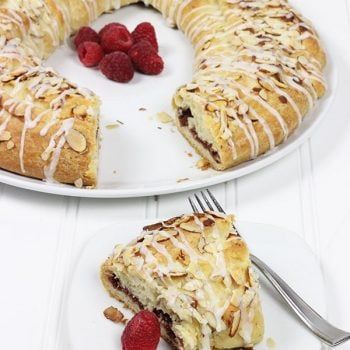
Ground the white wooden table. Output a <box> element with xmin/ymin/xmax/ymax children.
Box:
<box><xmin>1</xmin><ymin>1</ymin><xmax>350</xmax><ymax>349</ymax></box>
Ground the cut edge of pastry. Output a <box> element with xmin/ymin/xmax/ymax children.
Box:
<box><xmin>173</xmin><ymin>92</ymin><xmax>231</xmax><ymax>171</ymax></box>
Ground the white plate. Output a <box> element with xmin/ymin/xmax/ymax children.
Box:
<box><xmin>0</xmin><ymin>4</ymin><xmax>337</xmax><ymax>198</ymax></box>
<box><xmin>66</xmin><ymin>220</ymin><xmax>326</xmax><ymax>350</ymax></box>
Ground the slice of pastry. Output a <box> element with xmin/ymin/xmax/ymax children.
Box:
<box><xmin>0</xmin><ymin>38</ymin><xmax>100</xmax><ymax>186</ymax></box>
<box><xmin>101</xmin><ymin>212</ymin><xmax>264</xmax><ymax>350</ymax></box>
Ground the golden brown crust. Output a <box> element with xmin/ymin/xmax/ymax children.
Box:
<box><xmin>101</xmin><ymin>212</ymin><xmax>264</xmax><ymax>349</ymax></box>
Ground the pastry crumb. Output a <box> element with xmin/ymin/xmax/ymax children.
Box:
<box><xmin>156</xmin><ymin>112</ymin><xmax>173</xmax><ymax>124</ymax></box>
<box><xmin>196</xmin><ymin>158</ymin><xmax>211</xmax><ymax>171</ymax></box>
<box><xmin>105</xmin><ymin>123</ymin><xmax>120</xmax><ymax>130</ymax></box>
<box><xmin>177</xmin><ymin>178</ymin><xmax>189</xmax><ymax>183</ymax></box>
<box><xmin>266</xmin><ymin>337</ymin><xmax>276</xmax><ymax>348</ymax></box>
<box><xmin>74</xmin><ymin>178</ymin><xmax>83</xmax><ymax>188</ymax></box>
<box><xmin>186</xmin><ymin>152</ymin><xmax>193</xmax><ymax>158</ymax></box>
<box><xmin>103</xmin><ymin>306</ymin><xmax>127</xmax><ymax>324</ymax></box>
<box><xmin>106</xmin><ymin>120</ymin><xmax>123</xmax><ymax>129</ymax></box>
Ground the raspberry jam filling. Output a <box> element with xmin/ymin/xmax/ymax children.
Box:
<box><xmin>108</xmin><ymin>275</ymin><xmax>143</xmax><ymax>310</ymax></box>
<box><xmin>109</xmin><ymin>275</ymin><xmax>184</xmax><ymax>350</ymax></box>
<box><xmin>178</xmin><ymin>108</ymin><xmax>193</xmax><ymax>127</ymax></box>
<box><xmin>108</xmin><ymin>275</ymin><xmax>255</xmax><ymax>350</ymax></box>
<box><xmin>178</xmin><ymin>108</ymin><xmax>221</xmax><ymax>163</ymax></box>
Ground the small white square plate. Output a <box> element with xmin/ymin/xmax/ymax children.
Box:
<box><xmin>65</xmin><ymin>220</ymin><xmax>326</xmax><ymax>349</ymax></box>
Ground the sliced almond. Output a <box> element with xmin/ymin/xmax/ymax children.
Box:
<box><xmin>180</xmin><ymin>221</ymin><xmax>202</xmax><ymax>233</ymax></box>
<box><xmin>14</xmin><ymin>103</ymin><xmax>26</xmax><ymax>117</ymax></box>
<box><xmin>258</xmin><ymin>78</ymin><xmax>274</xmax><ymax>92</ymax></box>
<box><xmin>74</xmin><ymin>178</ymin><xmax>83</xmax><ymax>188</ymax></box>
<box><xmin>103</xmin><ymin>306</ymin><xmax>126</xmax><ymax>324</ymax></box>
<box><xmin>205</xmin><ymin>103</ymin><xmax>218</xmax><ymax>113</ymax></box>
<box><xmin>11</xmin><ymin>67</ymin><xmax>28</xmax><ymax>77</ymax></box>
<box><xmin>226</xmin><ymin>107</ymin><xmax>237</xmax><ymax>118</ymax></box>
<box><xmin>157</xmin><ymin>112</ymin><xmax>173</xmax><ymax>124</ymax></box>
<box><xmin>298</xmin><ymin>55</ymin><xmax>308</xmax><ymax>66</ymax></box>
<box><xmin>271</xmin><ymin>77</ymin><xmax>288</xmax><ymax>89</ymax></box>
<box><xmin>215</xmin><ymin>100</ymin><xmax>228</xmax><ymax>109</ymax></box>
<box><xmin>238</xmin><ymin>103</ymin><xmax>249</xmax><ymax>115</ymax></box>
<box><xmin>186</xmin><ymin>83</ymin><xmax>199</xmax><ymax>92</ymax></box>
<box><xmin>73</xmin><ymin>105</ymin><xmax>87</xmax><ymax>117</ymax></box>
<box><xmin>230</xmin><ymin>310</ymin><xmax>241</xmax><ymax>337</ymax></box>
<box><xmin>169</xmin><ymin>271</ymin><xmax>188</xmax><ymax>278</ymax></box>
<box><xmin>223</xmin><ymin>304</ymin><xmax>239</xmax><ymax>325</ymax></box>
<box><xmin>197</xmin><ymin>236</ymin><xmax>206</xmax><ymax>253</ymax></box>
<box><xmin>6</xmin><ymin>140</ymin><xmax>14</xmax><ymax>150</ymax></box>
<box><xmin>0</xmin><ymin>131</ymin><xmax>11</xmax><ymax>141</ymax></box>
<box><xmin>1</xmin><ymin>74</ymin><xmax>15</xmax><ymax>83</ymax></box>
<box><xmin>259</xmin><ymin>89</ymin><xmax>268</xmax><ymax>100</ymax></box>
<box><xmin>66</xmin><ymin>129</ymin><xmax>87</xmax><ymax>153</ymax></box>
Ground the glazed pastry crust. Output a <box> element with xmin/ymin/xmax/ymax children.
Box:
<box><xmin>0</xmin><ymin>0</ymin><xmax>327</xmax><ymax>185</ymax></box>
<box><xmin>172</xmin><ymin>0</ymin><xmax>327</xmax><ymax>170</ymax></box>
<box><xmin>0</xmin><ymin>1</ymin><xmax>105</xmax><ymax>186</ymax></box>
<box><xmin>101</xmin><ymin>212</ymin><xmax>264</xmax><ymax>350</ymax></box>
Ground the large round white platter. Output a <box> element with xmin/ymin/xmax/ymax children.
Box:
<box><xmin>65</xmin><ymin>220</ymin><xmax>326</xmax><ymax>350</ymax></box>
<box><xmin>0</xmin><ymin>3</ymin><xmax>337</xmax><ymax>198</ymax></box>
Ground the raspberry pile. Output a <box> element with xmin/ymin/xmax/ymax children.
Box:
<box><xmin>121</xmin><ymin>310</ymin><xmax>161</xmax><ymax>350</ymax></box>
<box><xmin>73</xmin><ymin>22</ymin><xmax>164</xmax><ymax>83</ymax></box>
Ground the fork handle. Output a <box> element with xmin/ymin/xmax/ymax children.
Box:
<box><xmin>251</xmin><ymin>254</ymin><xmax>350</xmax><ymax>347</ymax></box>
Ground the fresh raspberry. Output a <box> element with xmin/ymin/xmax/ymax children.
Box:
<box><xmin>132</xmin><ymin>22</ymin><xmax>158</xmax><ymax>51</ymax></box>
<box><xmin>74</xmin><ymin>26</ymin><xmax>99</xmax><ymax>49</ymax></box>
<box><xmin>100</xmin><ymin>52</ymin><xmax>134</xmax><ymax>83</ymax></box>
<box><xmin>77</xmin><ymin>41</ymin><xmax>104</xmax><ymax>67</ymax></box>
<box><xmin>129</xmin><ymin>41</ymin><xmax>164</xmax><ymax>75</ymax></box>
<box><xmin>100</xmin><ymin>25</ymin><xmax>133</xmax><ymax>53</ymax></box>
<box><xmin>98</xmin><ymin>22</ymin><xmax>127</xmax><ymax>38</ymax></box>
<box><xmin>140</xmin><ymin>54</ymin><xmax>164</xmax><ymax>75</ymax></box>
<box><xmin>121</xmin><ymin>311</ymin><xmax>160</xmax><ymax>350</ymax></box>
<box><xmin>128</xmin><ymin>40</ymin><xmax>156</xmax><ymax>65</ymax></box>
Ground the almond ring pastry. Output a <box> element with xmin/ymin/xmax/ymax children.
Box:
<box><xmin>0</xmin><ymin>0</ymin><xmax>326</xmax><ymax>187</ymax></box>
<box><xmin>101</xmin><ymin>212</ymin><xmax>264</xmax><ymax>349</ymax></box>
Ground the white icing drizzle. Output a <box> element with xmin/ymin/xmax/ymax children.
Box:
<box><xmin>19</xmin><ymin>105</ymin><xmax>33</xmax><ymax>173</ymax></box>
<box><xmin>43</xmin><ymin>118</ymin><xmax>74</xmax><ymax>183</ymax></box>
<box><xmin>40</xmin><ymin>109</ymin><xmax>60</xmax><ymax>137</ymax></box>
<box><xmin>249</xmin><ymin>106</ymin><xmax>275</xmax><ymax>149</ymax></box>
<box><xmin>0</xmin><ymin>110</ymin><xmax>10</xmax><ymax>135</ymax></box>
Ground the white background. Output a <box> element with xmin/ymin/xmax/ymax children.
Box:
<box><xmin>0</xmin><ymin>0</ymin><xmax>349</xmax><ymax>349</ymax></box>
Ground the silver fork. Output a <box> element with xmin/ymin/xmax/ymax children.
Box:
<box><xmin>188</xmin><ymin>189</ymin><xmax>350</xmax><ymax>348</ymax></box>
